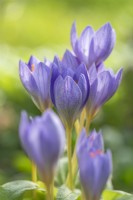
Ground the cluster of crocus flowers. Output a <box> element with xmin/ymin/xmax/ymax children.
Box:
<box><xmin>19</xmin><ymin>22</ymin><xmax>123</xmax><ymax>200</ymax></box>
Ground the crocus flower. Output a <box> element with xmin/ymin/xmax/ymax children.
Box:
<box><xmin>77</xmin><ymin>129</ymin><xmax>112</xmax><ymax>200</ymax></box>
<box><xmin>86</xmin><ymin>63</ymin><xmax>123</xmax><ymax>120</ymax></box>
<box><xmin>50</xmin><ymin>54</ymin><xmax>90</xmax><ymax>128</ymax></box>
<box><xmin>19</xmin><ymin>109</ymin><xmax>65</xmax><ymax>187</ymax></box>
<box><xmin>71</xmin><ymin>22</ymin><xmax>116</xmax><ymax>68</ymax></box>
<box><xmin>19</xmin><ymin>56</ymin><xmax>51</xmax><ymax>112</ymax></box>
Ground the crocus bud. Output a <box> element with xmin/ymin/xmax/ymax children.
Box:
<box><xmin>77</xmin><ymin>129</ymin><xmax>112</xmax><ymax>200</ymax></box>
<box><xmin>86</xmin><ymin>64</ymin><xmax>123</xmax><ymax>120</ymax></box>
<box><xmin>50</xmin><ymin>53</ymin><xmax>90</xmax><ymax>128</ymax></box>
<box><xmin>19</xmin><ymin>56</ymin><xmax>51</xmax><ymax>112</ymax></box>
<box><xmin>19</xmin><ymin>109</ymin><xmax>65</xmax><ymax>187</ymax></box>
<box><xmin>71</xmin><ymin>22</ymin><xmax>116</xmax><ymax>68</ymax></box>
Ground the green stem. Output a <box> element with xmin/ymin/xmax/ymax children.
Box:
<box><xmin>50</xmin><ymin>180</ymin><xmax>54</xmax><ymax>200</ymax></box>
<box><xmin>32</xmin><ymin>162</ymin><xmax>37</xmax><ymax>200</ymax></box>
<box><xmin>85</xmin><ymin>114</ymin><xmax>91</xmax><ymax>133</ymax></box>
<box><xmin>32</xmin><ymin>161</ymin><xmax>37</xmax><ymax>182</ymax></box>
<box><xmin>47</xmin><ymin>185</ymin><xmax>51</xmax><ymax>200</ymax></box>
<box><xmin>66</xmin><ymin>126</ymin><xmax>73</xmax><ymax>189</ymax></box>
<box><xmin>70</xmin><ymin>111</ymin><xmax>91</xmax><ymax>187</ymax></box>
<box><xmin>46</xmin><ymin>182</ymin><xmax>54</xmax><ymax>200</ymax></box>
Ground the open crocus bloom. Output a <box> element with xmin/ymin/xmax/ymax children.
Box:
<box><xmin>50</xmin><ymin>55</ymin><xmax>90</xmax><ymax>128</ymax></box>
<box><xmin>71</xmin><ymin>22</ymin><xmax>116</xmax><ymax>68</ymax></box>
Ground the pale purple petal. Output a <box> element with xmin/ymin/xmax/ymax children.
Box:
<box><xmin>27</xmin><ymin>55</ymin><xmax>40</xmax><ymax>70</ymax></box>
<box><xmin>33</xmin><ymin>62</ymin><xmax>51</xmax><ymax>101</ymax></box>
<box><xmin>77</xmin><ymin>129</ymin><xmax>112</xmax><ymax>200</ymax></box>
<box><xmin>54</xmin><ymin>76</ymin><xmax>82</xmax><ymax>127</ymax></box>
<box><xmin>19</xmin><ymin>60</ymin><xmax>39</xmax><ymax>94</ymax></box>
<box><xmin>70</xmin><ymin>21</ymin><xmax>77</xmax><ymax>52</ymax></box>
<box><xmin>62</xmin><ymin>49</ymin><xmax>79</xmax><ymax>70</ymax></box>
<box><xmin>50</xmin><ymin>63</ymin><xmax>60</xmax><ymax>105</ymax></box>
<box><xmin>19</xmin><ymin>109</ymin><xmax>65</xmax><ymax>187</ymax></box>
<box><xmin>79</xmin><ymin>26</ymin><xmax>94</xmax><ymax>57</ymax></box>
<box><xmin>94</xmin><ymin>23</ymin><xmax>116</xmax><ymax>65</ymax></box>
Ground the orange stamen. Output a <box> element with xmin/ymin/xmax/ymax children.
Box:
<box><xmin>31</xmin><ymin>64</ymin><xmax>35</xmax><ymax>72</ymax></box>
<box><xmin>89</xmin><ymin>149</ymin><xmax>103</xmax><ymax>158</ymax></box>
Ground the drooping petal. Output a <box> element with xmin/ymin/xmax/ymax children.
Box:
<box><xmin>54</xmin><ymin>75</ymin><xmax>82</xmax><ymax>127</ymax></box>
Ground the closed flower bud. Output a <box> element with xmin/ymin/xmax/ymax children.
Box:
<box><xmin>19</xmin><ymin>56</ymin><xmax>51</xmax><ymax>112</ymax></box>
<box><xmin>77</xmin><ymin>129</ymin><xmax>112</xmax><ymax>200</ymax></box>
<box><xmin>19</xmin><ymin>109</ymin><xmax>65</xmax><ymax>187</ymax></box>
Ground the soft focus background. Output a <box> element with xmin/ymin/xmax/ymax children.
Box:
<box><xmin>0</xmin><ymin>0</ymin><xmax>133</xmax><ymax>193</ymax></box>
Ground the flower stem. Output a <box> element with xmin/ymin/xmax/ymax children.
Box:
<box><xmin>32</xmin><ymin>161</ymin><xmax>37</xmax><ymax>182</ymax></box>
<box><xmin>46</xmin><ymin>181</ymin><xmax>54</xmax><ymax>200</ymax></box>
<box><xmin>85</xmin><ymin>114</ymin><xmax>91</xmax><ymax>133</ymax></box>
<box><xmin>66</xmin><ymin>126</ymin><xmax>73</xmax><ymax>189</ymax></box>
<box><xmin>70</xmin><ymin>109</ymin><xmax>91</xmax><ymax>186</ymax></box>
<box><xmin>32</xmin><ymin>162</ymin><xmax>37</xmax><ymax>200</ymax></box>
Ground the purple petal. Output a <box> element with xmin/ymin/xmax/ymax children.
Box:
<box><xmin>79</xmin><ymin>26</ymin><xmax>94</xmax><ymax>57</ymax></box>
<box><xmin>27</xmin><ymin>55</ymin><xmax>40</xmax><ymax>70</ymax></box>
<box><xmin>54</xmin><ymin>75</ymin><xmax>82</xmax><ymax>127</ymax></box>
<box><xmin>75</xmin><ymin>63</ymin><xmax>90</xmax><ymax>90</ymax></box>
<box><xmin>19</xmin><ymin>109</ymin><xmax>65</xmax><ymax>187</ymax></box>
<box><xmin>70</xmin><ymin>21</ymin><xmax>77</xmax><ymax>52</ymax></box>
<box><xmin>93</xmin><ymin>151</ymin><xmax>112</xmax><ymax>198</ymax></box>
<box><xmin>94</xmin><ymin>22</ymin><xmax>116</xmax><ymax>65</ymax></box>
<box><xmin>96</xmin><ymin>68</ymin><xmax>123</xmax><ymax>106</ymax></box>
<box><xmin>77</xmin><ymin>129</ymin><xmax>112</xmax><ymax>200</ymax></box>
<box><xmin>33</xmin><ymin>62</ymin><xmax>51</xmax><ymax>101</ymax></box>
<box><xmin>19</xmin><ymin>60</ymin><xmax>39</xmax><ymax>95</ymax></box>
<box><xmin>62</xmin><ymin>49</ymin><xmax>79</xmax><ymax>70</ymax></box>
<box><xmin>78</xmin><ymin>74</ymin><xmax>88</xmax><ymax>107</ymax></box>
<box><xmin>50</xmin><ymin>63</ymin><xmax>60</xmax><ymax>105</ymax></box>
<box><xmin>19</xmin><ymin>113</ymin><xmax>43</xmax><ymax>169</ymax></box>
<box><xmin>41</xmin><ymin>110</ymin><xmax>65</xmax><ymax>155</ymax></box>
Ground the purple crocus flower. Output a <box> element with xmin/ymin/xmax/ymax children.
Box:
<box><xmin>19</xmin><ymin>109</ymin><xmax>65</xmax><ymax>187</ymax></box>
<box><xmin>19</xmin><ymin>56</ymin><xmax>51</xmax><ymax>112</ymax></box>
<box><xmin>77</xmin><ymin>129</ymin><xmax>112</xmax><ymax>200</ymax></box>
<box><xmin>86</xmin><ymin>63</ymin><xmax>123</xmax><ymax>119</ymax></box>
<box><xmin>50</xmin><ymin>53</ymin><xmax>90</xmax><ymax>128</ymax></box>
<box><xmin>71</xmin><ymin>22</ymin><xmax>116</xmax><ymax>68</ymax></box>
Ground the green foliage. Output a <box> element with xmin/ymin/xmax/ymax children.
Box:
<box><xmin>0</xmin><ymin>181</ymin><xmax>133</xmax><ymax>200</ymax></box>
<box><xmin>56</xmin><ymin>186</ymin><xmax>80</xmax><ymax>200</ymax></box>
<box><xmin>102</xmin><ymin>190</ymin><xmax>132</xmax><ymax>200</ymax></box>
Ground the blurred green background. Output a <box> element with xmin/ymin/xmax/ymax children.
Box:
<box><xmin>0</xmin><ymin>0</ymin><xmax>133</xmax><ymax>193</ymax></box>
